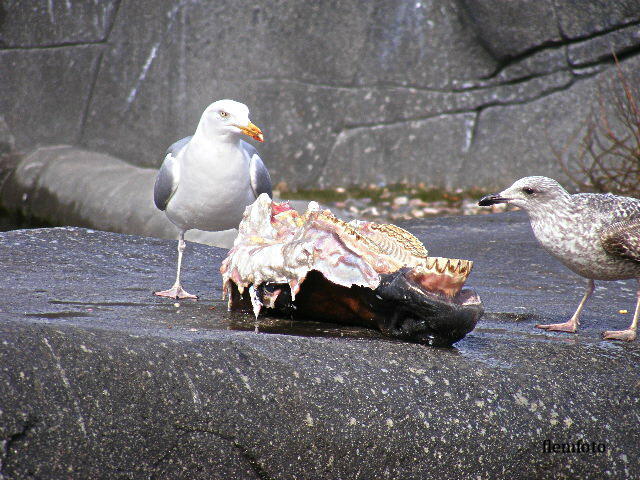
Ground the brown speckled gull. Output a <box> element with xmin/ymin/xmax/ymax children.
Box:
<box><xmin>479</xmin><ymin>176</ymin><xmax>640</xmax><ymax>341</ymax></box>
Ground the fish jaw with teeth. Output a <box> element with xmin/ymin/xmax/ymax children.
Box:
<box><xmin>221</xmin><ymin>194</ymin><xmax>483</xmax><ymax>346</ymax></box>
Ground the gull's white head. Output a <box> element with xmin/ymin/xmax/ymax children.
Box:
<box><xmin>478</xmin><ymin>176</ymin><xmax>571</xmax><ymax>212</ymax></box>
<box><xmin>197</xmin><ymin>99</ymin><xmax>264</xmax><ymax>142</ymax></box>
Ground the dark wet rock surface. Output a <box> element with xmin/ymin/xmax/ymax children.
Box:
<box><xmin>1</xmin><ymin>214</ymin><xmax>639</xmax><ymax>479</ymax></box>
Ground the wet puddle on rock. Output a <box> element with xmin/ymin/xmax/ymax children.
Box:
<box><xmin>23</xmin><ymin>297</ymin><xmax>589</xmax><ymax>351</ymax></box>
<box><xmin>27</xmin><ymin>297</ymin><xmax>387</xmax><ymax>342</ymax></box>
<box><xmin>159</xmin><ymin>300</ymin><xmax>387</xmax><ymax>341</ymax></box>
<box><xmin>23</xmin><ymin>311</ymin><xmax>94</xmax><ymax>319</ymax></box>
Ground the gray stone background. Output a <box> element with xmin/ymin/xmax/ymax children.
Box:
<box><xmin>2</xmin><ymin>0</ymin><xmax>640</xmax><ymax>192</ymax></box>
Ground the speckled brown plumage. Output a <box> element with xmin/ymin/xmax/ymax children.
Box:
<box><xmin>601</xmin><ymin>218</ymin><xmax>640</xmax><ymax>263</ymax></box>
<box><xmin>480</xmin><ymin>176</ymin><xmax>640</xmax><ymax>341</ymax></box>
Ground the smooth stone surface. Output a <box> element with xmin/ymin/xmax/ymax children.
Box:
<box><xmin>0</xmin><ymin>0</ymin><xmax>118</xmax><ymax>46</ymax></box>
<box><xmin>3</xmin><ymin>0</ymin><xmax>640</xmax><ymax>190</ymax></box>
<box><xmin>456</xmin><ymin>0</ymin><xmax>561</xmax><ymax>59</ymax></box>
<box><xmin>1</xmin><ymin>213</ymin><xmax>638</xmax><ymax>479</ymax></box>
<box><xmin>0</xmin><ymin>115</ymin><xmax>14</xmax><ymax>155</ymax></box>
<box><xmin>0</xmin><ymin>46</ymin><xmax>102</xmax><ymax>149</ymax></box>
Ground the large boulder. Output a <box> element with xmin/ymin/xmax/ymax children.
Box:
<box><xmin>0</xmin><ymin>145</ymin><xmax>238</xmax><ymax>247</ymax></box>
<box><xmin>0</xmin><ymin>145</ymin><xmax>331</xmax><ymax>247</ymax></box>
<box><xmin>1</xmin><ymin>213</ymin><xmax>638</xmax><ymax>479</ymax></box>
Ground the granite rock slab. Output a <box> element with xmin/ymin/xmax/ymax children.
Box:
<box><xmin>0</xmin><ymin>213</ymin><xmax>638</xmax><ymax>479</ymax></box>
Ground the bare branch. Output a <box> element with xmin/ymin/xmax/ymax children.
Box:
<box><xmin>552</xmin><ymin>56</ymin><xmax>640</xmax><ymax>198</ymax></box>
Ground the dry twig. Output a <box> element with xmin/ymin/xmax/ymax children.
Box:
<box><xmin>553</xmin><ymin>55</ymin><xmax>640</xmax><ymax>197</ymax></box>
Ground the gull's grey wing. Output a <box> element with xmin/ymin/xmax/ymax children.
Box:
<box><xmin>242</xmin><ymin>140</ymin><xmax>272</xmax><ymax>199</ymax></box>
<box><xmin>601</xmin><ymin>218</ymin><xmax>640</xmax><ymax>263</ymax></box>
<box><xmin>153</xmin><ymin>136</ymin><xmax>191</xmax><ymax>211</ymax></box>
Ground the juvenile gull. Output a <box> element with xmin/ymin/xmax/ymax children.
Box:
<box><xmin>153</xmin><ymin>99</ymin><xmax>272</xmax><ymax>299</ymax></box>
<box><xmin>479</xmin><ymin>176</ymin><xmax>640</xmax><ymax>341</ymax></box>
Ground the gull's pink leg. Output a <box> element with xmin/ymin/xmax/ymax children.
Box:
<box><xmin>603</xmin><ymin>279</ymin><xmax>639</xmax><ymax>342</ymax></box>
<box><xmin>536</xmin><ymin>279</ymin><xmax>594</xmax><ymax>334</ymax></box>
<box><xmin>155</xmin><ymin>231</ymin><xmax>198</xmax><ymax>300</ymax></box>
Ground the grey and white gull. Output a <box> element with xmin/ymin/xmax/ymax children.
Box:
<box><xmin>479</xmin><ymin>176</ymin><xmax>640</xmax><ymax>341</ymax></box>
<box><xmin>153</xmin><ymin>99</ymin><xmax>272</xmax><ymax>299</ymax></box>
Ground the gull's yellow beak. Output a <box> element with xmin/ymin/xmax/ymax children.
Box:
<box><xmin>238</xmin><ymin>121</ymin><xmax>264</xmax><ymax>142</ymax></box>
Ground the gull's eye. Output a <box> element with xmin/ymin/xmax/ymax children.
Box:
<box><xmin>522</xmin><ymin>187</ymin><xmax>536</xmax><ymax>195</ymax></box>
<box><xmin>219</xmin><ymin>111</ymin><xmax>229</xmax><ymax>119</ymax></box>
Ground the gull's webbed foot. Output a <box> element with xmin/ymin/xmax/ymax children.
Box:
<box><xmin>602</xmin><ymin>329</ymin><xmax>636</xmax><ymax>342</ymax></box>
<box><xmin>154</xmin><ymin>285</ymin><xmax>198</xmax><ymax>300</ymax></box>
<box><xmin>535</xmin><ymin>320</ymin><xmax>578</xmax><ymax>334</ymax></box>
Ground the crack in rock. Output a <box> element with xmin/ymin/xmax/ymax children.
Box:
<box><xmin>0</xmin><ymin>416</ymin><xmax>36</xmax><ymax>479</ymax></box>
<box><xmin>0</xmin><ymin>40</ymin><xmax>107</xmax><ymax>51</ymax></box>
<box><xmin>42</xmin><ymin>337</ymin><xmax>87</xmax><ymax>438</ymax></box>
<box><xmin>327</xmin><ymin>72</ymin><xmax>577</xmax><ymax>133</ymax></box>
<box><xmin>103</xmin><ymin>0</ymin><xmax>123</xmax><ymax>42</ymax></box>
<box><xmin>175</xmin><ymin>425</ymin><xmax>275</xmax><ymax>480</ymax></box>
<box><xmin>78</xmin><ymin>50</ymin><xmax>105</xmax><ymax>143</ymax></box>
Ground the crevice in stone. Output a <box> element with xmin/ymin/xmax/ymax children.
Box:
<box><xmin>550</xmin><ymin>0</ymin><xmax>566</xmax><ymax>42</ymax></box>
<box><xmin>244</xmin><ymin>74</ymin><xmax>481</xmax><ymax>93</ymax></box>
<box><xmin>237</xmin><ymin>64</ymin><xmax>568</xmax><ymax>96</ymax></box>
<box><xmin>560</xmin><ymin>12</ymin><xmax>640</xmax><ymax>43</ymax></box>
<box><xmin>230</xmin><ymin>439</ymin><xmax>274</xmax><ymax>480</ymax></box>
<box><xmin>241</xmin><ymin>67</ymin><xmax>571</xmax><ymax>114</ymax></box>
<box><xmin>147</xmin><ymin>438</ymin><xmax>183</xmax><ymax>480</ymax></box>
<box><xmin>483</xmin><ymin>18</ymin><xmax>640</xmax><ymax>81</ymax></box>
<box><xmin>570</xmin><ymin>42</ymin><xmax>640</xmax><ymax>70</ymax></box>
<box><xmin>310</xmin><ymin>69</ymin><xmax>589</xmax><ymax>186</ymax></box>
<box><xmin>335</xmin><ymin>62</ymin><xmax>619</xmax><ymax>134</ymax></box>
<box><xmin>0</xmin><ymin>416</ymin><xmax>37</xmax><ymax>477</ymax></box>
<box><xmin>336</xmin><ymin>84</ymin><xmax>572</xmax><ymax>133</ymax></box>
<box><xmin>240</xmin><ymin>35</ymin><xmax>638</xmax><ymax>97</ymax></box>
<box><xmin>335</xmin><ymin>110</ymin><xmax>477</xmax><ymax>134</ymax></box>
<box><xmin>78</xmin><ymin>50</ymin><xmax>105</xmax><ymax>144</ymax></box>
<box><xmin>474</xmin><ymin>68</ymin><xmax>568</xmax><ymax>90</ymax></box>
<box><xmin>481</xmin><ymin>39</ymin><xmax>569</xmax><ymax>81</ymax></box>
<box><xmin>470</xmin><ymin>76</ymin><xmax>578</xmax><ymax>115</ymax></box>
<box><xmin>103</xmin><ymin>0</ymin><xmax>123</xmax><ymax>42</ymax></box>
<box><xmin>175</xmin><ymin>425</ymin><xmax>275</xmax><ymax>480</ymax></box>
<box><xmin>0</xmin><ymin>40</ymin><xmax>106</xmax><ymax>51</ymax></box>
<box><xmin>606</xmin><ymin>41</ymin><xmax>640</xmax><ymax>64</ymax></box>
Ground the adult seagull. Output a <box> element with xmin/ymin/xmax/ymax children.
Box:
<box><xmin>153</xmin><ymin>99</ymin><xmax>272</xmax><ymax>299</ymax></box>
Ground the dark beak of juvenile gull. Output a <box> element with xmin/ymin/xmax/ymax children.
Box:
<box><xmin>478</xmin><ymin>193</ymin><xmax>508</xmax><ymax>206</ymax></box>
<box><xmin>237</xmin><ymin>121</ymin><xmax>264</xmax><ymax>142</ymax></box>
